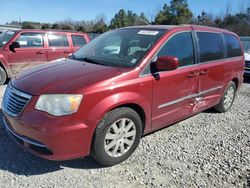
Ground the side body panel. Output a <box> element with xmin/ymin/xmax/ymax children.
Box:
<box><xmin>192</xmin><ymin>27</ymin><xmax>244</xmax><ymax>110</ymax></box>
<box><xmin>151</xmin><ymin>66</ymin><xmax>199</xmax><ymax>130</ymax></box>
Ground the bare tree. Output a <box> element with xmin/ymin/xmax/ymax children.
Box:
<box><xmin>226</xmin><ymin>0</ymin><xmax>232</xmax><ymax>15</ymax></box>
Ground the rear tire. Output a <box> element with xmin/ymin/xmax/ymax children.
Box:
<box><xmin>0</xmin><ymin>66</ymin><xmax>7</xmax><ymax>86</ymax></box>
<box><xmin>91</xmin><ymin>107</ymin><xmax>142</xmax><ymax>166</ymax></box>
<box><xmin>214</xmin><ymin>81</ymin><xmax>236</xmax><ymax>113</ymax></box>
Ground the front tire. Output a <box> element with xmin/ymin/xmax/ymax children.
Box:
<box><xmin>214</xmin><ymin>81</ymin><xmax>236</xmax><ymax>113</ymax></box>
<box><xmin>91</xmin><ymin>107</ymin><xmax>142</xmax><ymax>166</ymax></box>
<box><xmin>0</xmin><ymin>66</ymin><xmax>7</xmax><ymax>86</ymax></box>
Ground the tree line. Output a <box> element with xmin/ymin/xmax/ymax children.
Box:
<box><xmin>5</xmin><ymin>0</ymin><xmax>250</xmax><ymax>36</ymax></box>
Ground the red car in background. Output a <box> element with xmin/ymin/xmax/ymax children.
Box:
<box><xmin>0</xmin><ymin>29</ymin><xmax>90</xmax><ymax>85</ymax></box>
<box><xmin>2</xmin><ymin>25</ymin><xmax>244</xmax><ymax>166</ymax></box>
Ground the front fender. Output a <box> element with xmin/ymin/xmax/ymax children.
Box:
<box><xmin>87</xmin><ymin>91</ymin><xmax>151</xmax><ymax>134</ymax></box>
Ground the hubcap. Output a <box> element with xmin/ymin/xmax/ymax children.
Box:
<box><xmin>104</xmin><ymin>118</ymin><xmax>136</xmax><ymax>157</ymax></box>
<box><xmin>224</xmin><ymin>86</ymin><xmax>235</xmax><ymax>109</ymax></box>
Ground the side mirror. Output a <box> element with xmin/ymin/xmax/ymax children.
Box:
<box><xmin>9</xmin><ymin>42</ymin><xmax>20</xmax><ymax>52</ymax></box>
<box><xmin>156</xmin><ymin>56</ymin><xmax>179</xmax><ymax>71</ymax></box>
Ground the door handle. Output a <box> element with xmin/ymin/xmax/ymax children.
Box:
<box><xmin>200</xmin><ymin>70</ymin><xmax>209</xmax><ymax>75</ymax></box>
<box><xmin>63</xmin><ymin>50</ymin><xmax>71</xmax><ymax>53</ymax></box>
<box><xmin>187</xmin><ymin>72</ymin><xmax>198</xmax><ymax>78</ymax></box>
<box><xmin>36</xmin><ymin>51</ymin><xmax>45</xmax><ymax>54</ymax></box>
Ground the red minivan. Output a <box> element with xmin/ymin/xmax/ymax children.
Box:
<box><xmin>0</xmin><ymin>29</ymin><xmax>90</xmax><ymax>85</ymax></box>
<box><xmin>2</xmin><ymin>25</ymin><xmax>244</xmax><ymax>166</ymax></box>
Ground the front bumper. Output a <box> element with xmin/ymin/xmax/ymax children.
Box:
<box><xmin>2</xmin><ymin>112</ymin><xmax>93</xmax><ymax>161</ymax></box>
<box><xmin>244</xmin><ymin>69</ymin><xmax>250</xmax><ymax>75</ymax></box>
<box><xmin>245</xmin><ymin>61</ymin><xmax>250</xmax><ymax>75</ymax></box>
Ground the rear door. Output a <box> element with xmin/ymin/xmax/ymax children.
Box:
<box><xmin>8</xmin><ymin>31</ymin><xmax>47</xmax><ymax>75</ymax></box>
<box><xmin>195</xmin><ymin>31</ymin><xmax>230</xmax><ymax>110</ymax></box>
<box><xmin>47</xmin><ymin>33</ymin><xmax>72</xmax><ymax>61</ymax></box>
<box><xmin>151</xmin><ymin>31</ymin><xmax>200</xmax><ymax>130</ymax></box>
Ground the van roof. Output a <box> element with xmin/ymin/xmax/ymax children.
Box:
<box><xmin>122</xmin><ymin>24</ymin><xmax>235</xmax><ymax>35</ymax></box>
<box><xmin>17</xmin><ymin>29</ymin><xmax>87</xmax><ymax>34</ymax></box>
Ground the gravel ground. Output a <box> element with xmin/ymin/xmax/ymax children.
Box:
<box><xmin>0</xmin><ymin>80</ymin><xmax>249</xmax><ymax>188</ymax></box>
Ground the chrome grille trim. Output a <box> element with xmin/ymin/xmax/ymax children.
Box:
<box><xmin>245</xmin><ymin>61</ymin><xmax>250</xmax><ymax>68</ymax></box>
<box><xmin>2</xmin><ymin>84</ymin><xmax>32</xmax><ymax>117</ymax></box>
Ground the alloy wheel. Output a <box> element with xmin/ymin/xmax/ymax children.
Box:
<box><xmin>223</xmin><ymin>86</ymin><xmax>235</xmax><ymax>109</ymax></box>
<box><xmin>104</xmin><ymin>118</ymin><xmax>136</xmax><ymax>157</ymax></box>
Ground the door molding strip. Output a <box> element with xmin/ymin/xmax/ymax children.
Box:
<box><xmin>158</xmin><ymin>86</ymin><xmax>223</xmax><ymax>109</ymax></box>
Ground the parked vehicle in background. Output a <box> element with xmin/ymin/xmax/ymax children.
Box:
<box><xmin>0</xmin><ymin>29</ymin><xmax>90</xmax><ymax>85</ymax></box>
<box><xmin>240</xmin><ymin>36</ymin><xmax>250</xmax><ymax>76</ymax></box>
<box><xmin>0</xmin><ymin>25</ymin><xmax>21</xmax><ymax>34</ymax></box>
<box><xmin>2</xmin><ymin>25</ymin><xmax>244</xmax><ymax>166</ymax></box>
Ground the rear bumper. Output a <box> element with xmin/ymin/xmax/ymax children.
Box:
<box><xmin>2</xmin><ymin>112</ymin><xmax>93</xmax><ymax>161</ymax></box>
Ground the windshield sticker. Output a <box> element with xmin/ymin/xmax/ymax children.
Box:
<box><xmin>138</xmin><ymin>30</ymin><xmax>159</xmax><ymax>36</ymax></box>
<box><xmin>131</xmin><ymin>59</ymin><xmax>137</xmax><ymax>64</ymax></box>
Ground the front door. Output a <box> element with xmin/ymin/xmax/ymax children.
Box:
<box><xmin>151</xmin><ymin>31</ymin><xmax>199</xmax><ymax>130</ymax></box>
<box><xmin>8</xmin><ymin>32</ymin><xmax>47</xmax><ymax>75</ymax></box>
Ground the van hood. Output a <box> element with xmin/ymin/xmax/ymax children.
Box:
<box><xmin>11</xmin><ymin>58</ymin><xmax>125</xmax><ymax>95</ymax></box>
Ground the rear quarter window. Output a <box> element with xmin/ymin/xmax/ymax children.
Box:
<box><xmin>71</xmin><ymin>35</ymin><xmax>87</xmax><ymax>47</ymax></box>
<box><xmin>197</xmin><ymin>32</ymin><xmax>224</xmax><ymax>63</ymax></box>
<box><xmin>224</xmin><ymin>34</ymin><xmax>242</xmax><ymax>58</ymax></box>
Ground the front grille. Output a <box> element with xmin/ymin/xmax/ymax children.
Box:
<box><xmin>2</xmin><ymin>84</ymin><xmax>32</xmax><ymax>117</ymax></box>
<box><xmin>246</xmin><ymin>61</ymin><xmax>250</xmax><ymax>68</ymax></box>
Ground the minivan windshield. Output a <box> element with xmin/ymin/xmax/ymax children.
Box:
<box><xmin>0</xmin><ymin>30</ymin><xmax>17</xmax><ymax>48</ymax></box>
<box><xmin>72</xmin><ymin>28</ymin><xmax>166</xmax><ymax>68</ymax></box>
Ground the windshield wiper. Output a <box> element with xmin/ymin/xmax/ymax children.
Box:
<box><xmin>76</xmin><ymin>57</ymin><xmax>107</xmax><ymax>66</ymax></box>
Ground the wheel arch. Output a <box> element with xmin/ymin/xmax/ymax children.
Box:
<box><xmin>86</xmin><ymin>91</ymin><xmax>151</xmax><ymax>139</ymax></box>
<box><xmin>108</xmin><ymin>103</ymin><xmax>147</xmax><ymax>135</ymax></box>
<box><xmin>231</xmin><ymin>77</ymin><xmax>239</xmax><ymax>90</ymax></box>
<box><xmin>0</xmin><ymin>57</ymin><xmax>13</xmax><ymax>78</ymax></box>
<box><xmin>0</xmin><ymin>60</ymin><xmax>6</xmax><ymax>71</ymax></box>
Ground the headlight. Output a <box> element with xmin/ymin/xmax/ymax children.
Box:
<box><xmin>35</xmin><ymin>94</ymin><xmax>83</xmax><ymax>116</ymax></box>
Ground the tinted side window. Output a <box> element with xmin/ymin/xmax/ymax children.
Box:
<box><xmin>71</xmin><ymin>35</ymin><xmax>86</xmax><ymax>47</ymax></box>
<box><xmin>157</xmin><ymin>32</ymin><xmax>194</xmax><ymax>67</ymax></box>
<box><xmin>197</xmin><ymin>32</ymin><xmax>224</xmax><ymax>62</ymax></box>
<box><xmin>16</xmin><ymin>33</ymin><xmax>44</xmax><ymax>48</ymax></box>
<box><xmin>48</xmin><ymin>34</ymin><xmax>69</xmax><ymax>47</ymax></box>
<box><xmin>225</xmin><ymin>34</ymin><xmax>242</xmax><ymax>57</ymax></box>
